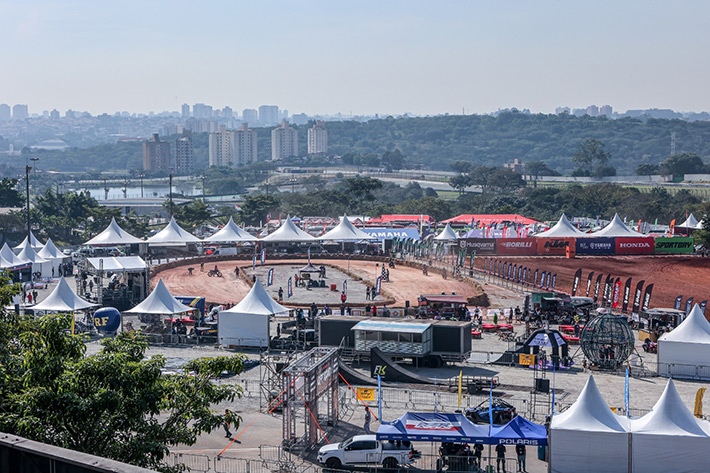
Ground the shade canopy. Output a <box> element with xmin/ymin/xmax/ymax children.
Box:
<box><xmin>526</xmin><ymin>328</ymin><xmax>567</xmax><ymax>349</ymax></box>
<box><xmin>658</xmin><ymin>304</ymin><xmax>710</xmax><ymax>379</ymax></box>
<box><xmin>37</xmin><ymin>238</ymin><xmax>67</xmax><ymax>260</ymax></box>
<box><xmin>13</xmin><ymin>231</ymin><xmax>44</xmax><ymax>251</ymax></box>
<box><xmin>145</xmin><ymin>217</ymin><xmax>201</xmax><ymax>245</ymax></box>
<box><xmin>299</xmin><ymin>262</ymin><xmax>321</xmax><ymax>273</ymax></box>
<box><xmin>84</xmin><ymin>217</ymin><xmax>144</xmax><ymax>245</ymax></box>
<box><xmin>124</xmin><ymin>279</ymin><xmax>194</xmax><ymax>315</ymax></box>
<box><xmin>203</xmin><ymin>216</ymin><xmax>257</xmax><ymax>243</ymax></box>
<box><xmin>551</xmin><ymin>376</ymin><xmax>628</xmax><ymax>433</ymax></box>
<box><xmin>678</xmin><ymin>213</ymin><xmax>700</xmax><ymax>229</ymax></box>
<box><xmin>376</xmin><ymin>412</ymin><xmax>488</xmax><ymax>443</ymax></box>
<box><xmin>489</xmin><ymin>415</ymin><xmax>548</xmax><ymax>446</ymax></box>
<box><xmin>434</xmin><ymin>223</ymin><xmax>459</xmax><ymax>241</ymax></box>
<box><xmin>31</xmin><ymin>278</ymin><xmax>98</xmax><ymax>312</ymax></box>
<box><xmin>534</xmin><ymin>214</ymin><xmax>585</xmax><ymax>238</ymax></box>
<box><xmin>318</xmin><ymin>216</ymin><xmax>375</xmax><ymax>241</ymax></box>
<box><xmin>86</xmin><ymin>256</ymin><xmax>148</xmax><ymax>272</ymax></box>
<box><xmin>590</xmin><ymin>214</ymin><xmax>644</xmax><ymax>237</ymax></box>
<box><xmin>16</xmin><ymin>244</ymin><xmax>49</xmax><ymax>265</ymax></box>
<box><xmin>0</xmin><ymin>243</ymin><xmax>24</xmax><ymax>267</ymax></box>
<box><xmin>261</xmin><ymin>216</ymin><xmax>315</xmax><ymax>242</ymax></box>
<box><xmin>222</xmin><ymin>279</ymin><xmax>289</xmax><ymax>317</ymax></box>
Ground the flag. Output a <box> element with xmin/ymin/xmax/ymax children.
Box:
<box><xmin>695</xmin><ymin>388</ymin><xmax>707</xmax><ymax>418</ymax></box>
<box><xmin>534</xmin><ymin>269</ymin><xmax>539</xmax><ymax>287</ymax></box>
<box><xmin>632</xmin><ymin>280</ymin><xmax>645</xmax><ymax>313</ymax></box>
<box><xmin>701</xmin><ymin>301</ymin><xmax>708</xmax><ymax>314</ymax></box>
<box><xmin>551</xmin><ymin>362</ymin><xmax>556</xmax><ymax>415</ymax></box>
<box><xmin>307</xmin><ymin>247</ymin><xmax>311</xmax><ymax>263</ymax></box>
<box><xmin>546</xmin><ymin>272</ymin><xmax>551</xmax><ymax>290</ymax></box>
<box><xmin>252</xmin><ymin>254</ymin><xmax>256</xmax><ymax>271</ymax></box>
<box><xmin>594</xmin><ymin>274</ymin><xmax>603</xmax><ymax>303</ymax></box>
<box><xmin>669</xmin><ymin>218</ymin><xmax>676</xmax><ymax>236</ymax></box>
<box><xmin>572</xmin><ymin>269</ymin><xmax>582</xmax><ymax>296</ymax></box>
<box><xmin>612</xmin><ymin>279</ymin><xmax>622</xmax><ymax>308</ymax></box>
<box><xmin>343</xmin><ymin>280</ymin><xmax>347</xmax><ymax>296</ymax></box>
<box><xmin>539</xmin><ymin>271</ymin><xmax>546</xmax><ymax>288</ymax></box>
<box><xmin>625</xmin><ymin>368</ymin><xmax>630</xmax><ymax>418</ymax></box>
<box><xmin>375</xmin><ymin>276</ymin><xmax>382</xmax><ymax>295</ymax></box>
<box><xmin>551</xmin><ymin>273</ymin><xmax>556</xmax><ymax>291</ymax></box>
<box><xmin>642</xmin><ymin>284</ymin><xmax>654</xmax><ymax>311</ymax></box>
<box><xmin>377</xmin><ymin>373</ymin><xmax>383</xmax><ymax>422</ymax></box>
<box><xmin>622</xmin><ymin>278</ymin><xmax>632</xmax><ymax>312</ymax></box>
<box><xmin>685</xmin><ymin>297</ymin><xmax>694</xmax><ymax>315</ymax></box>
<box><xmin>457</xmin><ymin>371</ymin><xmax>463</xmax><ymax>408</ymax></box>
<box><xmin>260</xmin><ymin>248</ymin><xmax>266</xmax><ymax>265</ymax></box>
<box><xmin>287</xmin><ymin>277</ymin><xmax>293</xmax><ymax>298</ymax></box>
<box><xmin>381</xmin><ymin>264</ymin><xmax>387</xmax><ymax>279</ymax></box>
<box><xmin>267</xmin><ymin>268</ymin><xmax>274</xmax><ymax>286</ymax></box>
<box><xmin>674</xmin><ymin>295</ymin><xmax>684</xmax><ymax>311</ymax></box>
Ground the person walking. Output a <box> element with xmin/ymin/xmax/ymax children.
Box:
<box><xmin>340</xmin><ymin>291</ymin><xmax>347</xmax><ymax>304</ymax></box>
<box><xmin>278</xmin><ymin>287</ymin><xmax>284</xmax><ymax>301</ymax></box>
<box><xmin>363</xmin><ymin>406</ymin><xmax>372</xmax><ymax>434</ymax></box>
<box><xmin>365</xmin><ymin>286</ymin><xmax>370</xmax><ymax>301</ymax></box>
<box><xmin>515</xmin><ymin>444</ymin><xmax>526</xmax><ymax>472</ymax></box>
<box><xmin>200</xmin><ymin>261</ymin><xmax>204</xmax><ymax>272</ymax></box>
<box><xmin>223</xmin><ymin>409</ymin><xmax>233</xmax><ymax>439</ymax></box>
<box><xmin>496</xmin><ymin>443</ymin><xmax>507</xmax><ymax>473</ymax></box>
<box><xmin>473</xmin><ymin>443</ymin><xmax>483</xmax><ymax>468</ymax></box>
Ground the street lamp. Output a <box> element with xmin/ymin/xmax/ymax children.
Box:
<box><xmin>139</xmin><ymin>173</ymin><xmax>145</xmax><ymax>198</ymax></box>
<box><xmin>290</xmin><ymin>177</ymin><xmax>297</xmax><ymax>193</ymax></box>
<box><xmin>24</xmin><ymin>164</ymin><xmax>32</xmax><ymax>236</ymax></box>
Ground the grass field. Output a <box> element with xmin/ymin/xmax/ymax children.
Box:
<box><xmin>533</xmin><ymin>181</ymin><xmax>710</xmax><ymax>198</ymax></box>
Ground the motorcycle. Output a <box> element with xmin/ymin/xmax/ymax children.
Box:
<box><xmin>208</xmin><ymin>269</ymin><xmax>223</xmax><ymax>278</ymax></box>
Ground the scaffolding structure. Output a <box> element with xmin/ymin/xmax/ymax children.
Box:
<box><xmin>282</xmin><ymin>347</ymin><xmax>340</xmax><ymax>451</ymax></box>
<box><xmin>260</xmin><ymin>350</ymin><xmax>299</xmax><ymax>411</ymax></box>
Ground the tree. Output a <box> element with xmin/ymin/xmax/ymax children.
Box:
<box><xmin>659</xmin><ymin>153</ymin><xmax>707</xmax><ymax>177</ymax></box>
<box><xmin>572</xmin><ymin>138</ymin><xmax>611</xmax><ymax>176</ymax></box>
<box><xmin>239</xmin><ymin>194</ymin><xmax>280</xmax><ymax>226</ymax></box>
<box><xmin>489</xmin><ymin>168</ymin><xmax>526</xmax><ymax>193</ymax></box>
<box><xmin>381</xmin><ymin>149</ymin><xmax>406</xmax><ymax>170</ymax></box>
<box><xmin>448</xmin><ymin>174</ymin><xmax>471</xmax><ymax>195</ymax></box>
<box><xmin>168</xmin><ymin>199</ymin><xmax>211</xmax><ymax>229</ymax></box>
<box><xmin>396</xmin><ymin>196</ymin><xmax>452</xmax><ymax>221</ymax></box>
<box><xmin>449</xmin><ymin>161</ymin><xmax>472</xmax><ymax>174</ymax></box>
<box><xmin>0</xmin><ymin>178</ymin><xmax>22</xmax><ymax>207</ymax></box>
<box><xmin>593</xmin><ymin>164</ymin><xmax>617</xmax><ymax>178</ymax></box>
<box><xmin>524</xmin><ymin>161</ymin><xmax>558</xmax><ymax>180</ymax></box>
<box><xmin>468</xmin><ymin>166</ymin><xmax>497</xmax><ymax>194</ymax></box>
<box><xmin>636</xmin><ymin>163</ymin><xmax>660</xmax><ymax>175</ymax></box>
<box><xmin>344</xmin><ymin>176</ymin><xmax>382</xmax><ymax>202</ymax></box>
<box><xmin>694</xmin><ymin>215</ymin><xmax>710</xmax><ymax>249</ymax></box>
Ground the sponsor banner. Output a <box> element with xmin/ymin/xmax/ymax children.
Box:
<box><xmin>536</xmin><ymin>237</ymin><xmax>575</xmax><ymax>256</ymax></box>
<box><xmin>497</xmin><ymin>238</ymin><xmax>537</xmax><ymax>256</ymax></box>
<box><xmin>572</xmin><ymin>268</ymin><xmax>582</xmax><ymax>296</ymax></box>
<box><xmin>361</xmin><ymin>228</ymin><xmax>421</xmax><ymax>241</ymax></box>
<box><xmin>357</xmin><ymin>387</ymin><xmax>376</xmax><ymax>401</ymax></box>
<box><xmin>654</xmin><ymin>237</ymin><xmax>694</xmax><ymax>254</ymax></box>
<box><xmin>632</xmin><ymin>280</ymin><xmax>645</xmax><ymax>313</ymax></box>
<box><xmin>576</xmin><ymin>237</ymin><xmax>615</xmax><ymax>255</ymax></box>
<box><xmin>459</xmin><ymin>238</ymin><xmax>497</xmax><ymax>255</ymax></box>
<box><xmin>615</xmin><ymin>237</ymin><xmax>654</xmax><ymax>255</ymax></box>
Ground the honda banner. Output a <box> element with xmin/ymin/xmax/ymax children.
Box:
<box><xmin>576</xmin><ymin>237</ymin><xmax>615</xmax><ymax>255</ymax></box>
<box><xmin>497</xmin><ymin>238</ymin><xmax>537</xmax><ymax>256</ymax></box>
<box><xmin>615</xmin><ymin>237</ymin><xmax>654</xmax><ymax>255</ymax></box>
<box><xmin>572</xmin><ymin>268</ymin><xmax>582</xmax><ymax>296</ymax></box>
<box><xmin>536</xmin><ymin>237</ymin><xmax>575</xmax><ymax>256</ymax></box>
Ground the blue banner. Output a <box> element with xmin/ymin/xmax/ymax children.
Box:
<box><xmin>267</xmin><ymin>268</ymin><xmax>274</xmax><ymax>286</ymax></box>
<box><xmin>361</xmin><ymin>227</ymin><xmax>421</xmax><ymax>242</ymax></box>
<box><xmin>576</xmin><ymin>237</ymin><xmax>615</xmax><ymax>255</ymax></box>
<box><xmin>287</xmin><ymin>277</ymin><xmax>292</xmax><ymax>298</ymax></box>
<box><xmin>260</xmin><ymin>248</ymin><xmax>266</xmax><ymax>265</ymax></box>
<box><xmin>375</xmin><ymin>276</ymin><xmax>382</xmax><ymax>295</ymax></box>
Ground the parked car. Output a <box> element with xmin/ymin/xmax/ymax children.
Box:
<box><xmin>317</xmin><ymin>435</ymin><xmax>417</xmax><ymax>469</ymax></box>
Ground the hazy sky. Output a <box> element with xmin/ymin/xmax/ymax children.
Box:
<box><xmin>2</xmin><ymin>0</ymin><xmax>709</xmax><ymax>116</ymax></box>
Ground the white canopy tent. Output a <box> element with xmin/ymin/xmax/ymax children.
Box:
<box><xmin>203</xmin><ymin>216</ymin><xmax>258</xmax><ymax>243</ymax></box>
<box><xmin>16</xmin><ymin>244</ymin><xmax>51</xmax><ymax>278</ymax></box>
<box><xmin>318</xmin><ymin>215</ymin><xmax>376</xmax><ymax>241</ymax></box>
<box><xmin>86</xmin><ymin>256</ymin><xmax>148</xmax><ymax>272</ymax></box>
<box><xmin>31</xmin><ymin>278</ymin><xmax>98</xmax><ymax>312</ymax></box>
<box><xmin>677</xmin><ymin>213</ymin><xmax>700</xmax><ymax>229</ymax></box>
<box><xmin>549</xmin><ymin>376</ymin><xmax>630</xmax><ymax>473</ymax></box>
<box><xmin>219</xmin><ymin>279</ymin><xmax>289</xmax><ymax>348</ymax></box>
<box><xmin>433</xmin><ymin>223</ymin><xmax>459</xmax><ymax>241</ymax></box>
<box><xmin>37</xmin><ymin>238</ymin><xmax>71</xmax><ymax>276</ymax></box>
<box><xmin>589</xmin><ymin>214</ymin><xmax>644</xmax><ymax>238</ymax></box>
<box><xmin>124</xmin><ymin>279</ymin><xmax>194</xmax><ymax>315</ymax></box>
<box><xmin>145</xmin><ymin>217</ymin><xmax>201</xmax><ymax>246</ymax></box>
<box><xmin>0</xmin><ymin>243</ymin><xmax>25</xmax><ymax>269</ymax></box>
<box><xmin>84</xmin><ymin>217</ymin><xmax>144</xmax><ymax>246</ymax></box>
<box><xmin>13</xmin><ymin>231</ymin><xmax>44</xmax><ymax>252</ymax></box>
<box><xmin>658</xmin><ymin>304</ymin><xmax>710</xmax><ymax>379</ymax></box>
<box><xmin>261</xmin><ymin>216</ymin><xmax>315</xmax><ymax>243</ymax></box>
<box><xmin>534</xmin><ymin>213</ymin><xmax>586</xmax><ymax>238</ymax></box>
<box><xmin>630</xmin><ymin>379</ymin><xmax>710</xmax><ymax>473</ymax></box>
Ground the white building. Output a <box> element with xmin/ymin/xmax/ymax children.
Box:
<box><xmin>307</xmin><ymin>121</ymin><xmax>328</xmax><ymax>155</ymax></box>
<box><xmin>259</xmin><ymin>105</ymin><xmax>279</xmax><ymax>125</ymax></box>
<box><xmin>208</xmin><ymin>126</ymin><xmax>232</xmax><ymax>167</ymax></box>
<box><xmin>271</xmin><ymin>121</ymin><xmax>298</xmax><ymax>160</ymax></box>
<box><xmin>231</xmin><ymin>123</ymin><xmax>258</xmax><ymax>166</ymax></box>
<box><xmin>242</xmin><ymin>109</ymin><xmax>258</xmax><ymax>123</ymax></box>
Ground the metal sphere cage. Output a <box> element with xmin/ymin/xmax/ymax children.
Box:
<box><xmin>580</xmin><ymin>313</ymin><xmax>634</xmax><ymax>370</ymax></box>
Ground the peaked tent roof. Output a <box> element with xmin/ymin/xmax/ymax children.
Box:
<box><xmin>145</xmin><ymin>217</ymin><xmax>201</xmax><ymax>245</ymax></box>
<box><xmin>13</xmin><ymin>231</ymin><xmax>44</xmax><ymax>251</ymax></box>
<box><xmin>124</xmin><ymin>279</ymin><xmax>194</xmax><ymax>314</ymax></box>
<box><xmin>534</xmin><ymin>214</ymin><xmax>585</xmax><ymax>238</ymax></box>
<box><xmin>31</xmin><ymin>278</ymin><xmax>98</xmax><ymax>312</ymax></box>
<box><xmin>204</xmin><ymin>216</ymin><xmax>258</xmax><ymax>243</ymax></box>
<box><xmin>38</xmin><ymin>238</ymin><xmax>66</xmax><ymax>260</ymax></box>
<box><xmin>678</xmin><ymin>213</ymin><xmax>700</xmax><ymax>229</ymax></box>
<box><xmin>261</xmin><ymin>216</ymin><xmax>315</xmax><ymax>242</ymax></box>
<box><xmin>16</xmin><ymin>244</ymin><xmax>49</xmax><ymax>265</ymax></box>
<box><xmin>299</xmin><ymin>262</ymin><xmax>321</xmax><ymax>272</ymax></box>
<box><xmin>490</xmin><ymin>415</ymin><xmax>548</xmax><ymax>446</ymax></box>
<box><xmin>84</xmin><ymin>217</ymin><xmax>144</xmax><ymax>245</ymax></box>
<box><xmin>590</xmin><ymin>214</ymin><xmax>644</xmax><ymax>238</ymax></box>
<box><xmin>659</xmin><ymin>304</ymin><xmax>710</xmax><ymax>344</ymax></box>
<box><xmin>222</xmin><ymin>279</ymin><xmax>289</xmax><ymax>316</ymax></box>
<box><xmin>0</xmin><ymin>243</ymin><xmax>22</xmax><ymax>266</ymax></box>
<box><xmin>376</xmin><ymin>412</ymin><xmax>489</xmax><ymax>443</ymax></box>
<box><xmin>434</xmin><ymin>223</ymin><xmax>459</xmax><ymax>241</ymax></box>
<box><xmin>631</xmin><ymin>379</ymin><xmax>707</xmax><ymax>436</ymax></box>
<box><xmin>551</xmin><ymin>376</ymin><xmax>628</xmax><ymax>432</ymax></box>
<box><xmin>318</xmin><ymin>215</ymin><xmax>376</xmax><ymax>241</ymax></box>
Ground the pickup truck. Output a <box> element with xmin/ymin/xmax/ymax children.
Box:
<box><xmin>317</xmin><ymin>435</ymin><xmax>416</xmax><ymax>469</ymax></box>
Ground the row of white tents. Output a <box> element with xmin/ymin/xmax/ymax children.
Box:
<box><xmin>550</xmin><ymin>375</ymin><xmax>710</xmax><ymax>473</ymax></box>
<box><xmin>536</xmin><ymin>213</ymin><xmax>647</xmax><ymax>238</ymax></box>
<box><xmin>0</xmin><ymin>233</ymin><xmax>70</xmax><ymax>277</ymax></box>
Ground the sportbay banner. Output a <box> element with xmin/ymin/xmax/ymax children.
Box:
<box><xmin>576</xmin><ymin>237</ymin><xmax>615</xmax><ymax>255</ymax></box>
<box><xmin>497</xmin><ymin>238</ymin><xmax>536</xmax><ymax>256</ymax></box>
<box><xmin>654</xmin><ymin>237</ymin><xmax>694</xmax><ymax>254</ymax></box>
<box><xmin>615</xmin><ymin>237</ymin><xmax>654</xmax><ymax>255</ymax></box>
<box><xmin>536</xmin><ymin>238</ymin><xmax>575</xmax><ymax>256</ymax></box>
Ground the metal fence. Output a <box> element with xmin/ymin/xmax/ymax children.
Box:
<box><xmin>657</xmin><ymin>362</ymin><xmax>710</xmax><ymax>380</ymax></box>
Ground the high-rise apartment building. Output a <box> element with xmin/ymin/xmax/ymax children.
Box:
<box><xmin>181</xmin><ymin>103</ymin><xmax>190</xmax><ymax>118</ymax></box>
<box><xmin>586</xmin><ymin>105</ymin><xmax>599</xmax><ymax>117</ymax></box>
<box><xmin>143</xmin><ymin>133</ymin><xmax>171</xmax><ymax>172</ymax></box>
<box><xmin>307</xmin><ymin>121</ymin><xmax>328</xmax><ymax>155</ymax></box>
<box><xmin>12</xmin><ymin>104</ymin><xmax>29</xmax><ymax>120</ymax></box>
<box><xmin>222</xmin><ymin>106</ymin><xmax>233</xmax><ymax>119</ymax></box>
<box><xmin>209</xmin><ymin>126</ymin><xmax>232</xmax><ymax>167</ymax></box>
<box><xmin>174</xmin><ymin>130</ymin><xmax>194</xmax><ymax>173</ymax></box>
<box><xmin>193</xmin><ymin>103</ymin><xmax>213</xmax><ymax>119</ymax></box>
<box><xmin>291</xmin><ymin>113</ymin><xmax>308</xmax><ymax>125</ymax></box>
<box><xmin>242</xmin><ymin>109</ymin><xmax>258</xmax><ymax>123</ymax></box>
<box><xmin>49</xmin><ymin>109</ymin><xmax>60</xmax><ymax>119</ymax></box>
<box><xmin>271</xmin><ymin>121</ymin><xmax>298</xmax><ymax>160</ymax></box>
<box><xmin>231</xmin><ymin>123</ymin><xmax>258</xmax><ymax>166</ymax></box>
<box><xmin>259</xmin><ymin>105</ymin><xmax>279</xmax><ymax>125</ymax></box>
<box><xmin>0</xmin><ymin>104</ymin><xmax>10</xmax><ymax>121</ymax></box>
<box><xmin>600</xmin><ymin>105</ymin><xmax>613</xmax><ymax>117</ymax></box>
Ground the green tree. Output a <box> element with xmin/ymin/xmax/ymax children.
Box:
<box><xmin>344</xmin><ymin>176</ymin><xmax>382</xmax><ymax>203</ymax></box>
<box><xmin>468</xmin><ymin>166</ymin><xmax>497</xmax><ymax>194</ymax></box>
<box><xmin>636</xmin><ymin>163</ymin><xmax>660</xmax><ymax>175</ymax></box>
<box><xmin>0</xmin><ymin>178</ymin><xmax>23</xmax><ymax>207</ymax></box>
<box><xmin>448</xmin><ymin>174</ymin><xmax>471</xmax><ymax>195</ymax></box>
<box><xmin>659</xmin><ymin>153</ymin><xmax>707</xmax><ymax>177</ymax></box>
<box><xmin>381</xmin><ymin>148</ymin><xmax>406</xmax><ymax>170</ymax></box>
<box><xmin>694</xmin><ymin>215</ymin><xmax>710</xmax><ymax>249</ymax></box>
<box><xmin>239</xmin><ymin>194</ymin><xmax>280</xmax><ymax>226</ymax></box>
<box><xmin>168</xmin><ymin>199</ymin><xmax>211</xmax><ymax>229</ymax></box>
<box><xmin>524</xmin><ymin>161</ymin><xmax>558</xmax><ymax>180</ymax></box>
<box><xmin>572</xmin><ymin>138</ymin><xmax>611</xmax><ymax>176</ymax></box>
<box><xmin>489</xmin><ymin>168</ymin><xmax>526</xmax><ymax>193</ymax></box>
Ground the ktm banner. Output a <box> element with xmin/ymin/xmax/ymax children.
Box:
<box><xmin>537</xmin><ymin>238</ymin><xmax>575</xmax><ymax>256</ymax></box>
<box><xmin>572</xmin><ymin>269</ymin><xmax>582</xmax><ymax>296</ymax></box>
<box><xmin>497</xmin><ymin>238</ymin><xmax>537</xmax><ymax>256</ymax></box>
<box><xmin>632</xmin><ymin>280</ymin><xmax>645</xmax><ymax>313</ymax></box>
<box><xmin>615</xmin><ymin>237</ymin><xmax>654</xmax><ymax>255</ymax></box>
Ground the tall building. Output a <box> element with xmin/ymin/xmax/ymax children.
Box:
<box><xmin>193</xmin><ymin>103</ymin><xmax>213</xmax><ymax>119</ymax></box>
<box><xmin>555</xmin><ymin>107</ymin><xmax>570</xmax><ymax>115</ymax></box>
<box><xmin>49</xmin><ymin>109</ymin><xmax>60</xmax><ymax>119</ymax></box>
<box><xmin>0</xmin><ymin>104</ymin><xmax>10</xmax><ymax>121</ymax></box>
<box><xmin>231</xmin><ymin>123</ymin><xmax>258</xmax><ymax>166</ymax></box>
<box><xmin>174</xmin><ymin>130</ymin><xmax>194</xmax><ymax>173</ymax></box>
<box><xmin>181</xmin><ymin>103</ymin><xmax>190</xmax><ymax>118</ymax></box>
<box><xmin>209</xmin><ymin>126</ymin><xmax>232</xmax><ymax>167</ymax></box>
<box><xmin>307</xmin><ymin>121</ymin><xmax>328</xmax><ymax>155</ymax></box>
<box><xmin>12</xmin><ymin>104</ymin><xmax>28</xmax><ymax>120</ymax></box>
<box><xmin>259</xmin><ymin>105</ymin><xmax>279</xmax><ymax>125</ymax></box>
<box><xmin>600</xmin><ymin>105</ymin><xmax>613</xmax><ymax>117</ymax></box>
<box><xmin>586</xmin><ymin>105</ymin><xmax>599</xmax><ymax>117</ymax></box>
<box><xmin>271</xmin><ymin>121</ymin><xmax>298</xmax><ymax>160</ymax></box>
<box><xmin>222</xmin><ymin>106</ymin><xmax>233</xmax><ymax>119</ymax></box>
<box><xmin>143</xmin><ymin>133</ymin><xmax>171</xmax><ymax>172</ymax></box>
<box><xmin>291</xmin><ymin>113</ymin><xmax>309</xmax><ymax>125</ymax></box>
<box><xmin>242</xmin><ymin>109</ymin><xmax>258</xmax><ymax>123</ymax></box>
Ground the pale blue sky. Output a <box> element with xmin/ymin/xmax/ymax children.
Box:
<box><xmin>1</xmin><ymin>0</ymin><xmax>709</xmax><ymax>116</ymax></box>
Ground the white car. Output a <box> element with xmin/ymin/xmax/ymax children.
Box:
<box><xmin>317</xmin><ymin>435</ymin><xmax>415</xmax><ymax>469</ymax></box>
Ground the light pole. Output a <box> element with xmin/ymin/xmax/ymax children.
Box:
<box><xmin>290</xmin><ymin>177</ymin><xmax>297</xmax><ymax>193</ymax></box>
<box><xmin>139</xmin><ymin>173</ymin><xmax>145</xmax><ymax>198</ymax></box>
<box><xmin>25</xmin><ymin>165</ymin><xmax>32</xmax><ymax>237</ymax></box>
<box><xmin>168</xmin><ymin>173</ymin><xmax>173</xmax><ymax>218</ymax></box>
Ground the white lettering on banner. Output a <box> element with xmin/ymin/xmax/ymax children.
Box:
<box><xmin>590</xmin><ymin>243</ymin><xmax>612</xmax><ymax>249</ymax></box>
<box><xmin>499</xmin><ymin>439</ymin><xmax>538</xmax><ymax>445</ymax></box>
<box><xmin>406</xmin><ymin>421</ymin><xmax>460</xmax><ymax>431</ymax></box>
<box><xmin>620</xmin><ymin>242</ymin><xmax>651</xmax><ymax>248</ymax></box>
<box><xmin>501</xmin><ymin>241</ymin><xmax>532</xmax><ymax>248</ymax></box>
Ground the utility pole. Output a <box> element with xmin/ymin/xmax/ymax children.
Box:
<box><xmin>168</xmin><ymin>173</ymin><xmax>173</xmax><ymax>218</ymax></box>
<box><xmin>139</xmin><ymin>173</ymin><xmax>144</xmax><ymax>198</ymax></box>
<box><xmin>25</xmin><ymin>165</ymin><xmax>31</xmax><ymax>237</ymax></box>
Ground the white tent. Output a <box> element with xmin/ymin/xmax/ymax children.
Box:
<box><xmin>590</xmin><ymin>214</ymin><xmax>644</xmax><ymax>238</ymax></box>
<box><xmin>433</xmin><ymin>223</ymin><xmax>459</xmax><ymax>241</ymax></box>
<box><xmin>318</xmin><ymin>215</ymin><xmax>376</xmax><ymax>241</ymax></box>
<box><xmin>16</xmin><ymin>244</ymin><xmax>52</xmax><ymax>278</ymax></box>
<box><xmin>534</xmin><ymin>213</ymin><xmax>586</xmax><ymax>238</ymax></box>
<box><xmin>203</xmin><ymin>216</ymin><xmax>257</xmax><ymax>243</ymax></box>
<box><xmin>37</xmin><ymin>238</ymin><xmax>70</xmax><ymax>276</ymax></box>
<box><xmin>84</xmin><ymin>217</ymin><xmax>144</xmax><ymax>245</ymax></box>
<box><xmin>13</xmin><ymin>231</ymin><xmax>44</xmax><ymax>252</ymax></box>
<box><xmin>678</xmin><ymin>213</ymin><xmax>700</xmax><ymax>229</ymax></box>
<box><xmin>549</xmin><ymin>376</ymin><xmax>629</xmax><ymax>473</ymax></box>
<box><xmin>0</xmin><ymin>243</ymin><xmax>24</xmax><ymax>269</ymax></box>
<box><xmin>31</xmin><ymin>278</ymin><xmax>98</xmax><ymax>312</ymax></box>
<box><xmin>261</xmin><ymin>216</ymin><xmax>315</xmax><ymax>242</ymax></box>
<box><xmin>124</xmin><ymin>279</ymin><xmax>194</xmax><ymax>315</ymax></box>
<box><xmin>658</xmin><ymin>304</ymin><xmax>710</xmax><ymax>379</ymax></box>
<box><xmin>145</xmin><ymin>217</ymin><xmax>201</xmax><ymax>246</ymax></box>
<box><xmin>219</xmin><ymin>279</ymin><xmax>289</xmax><ymax>348</ymax></box>
<box><xmin>630</xmin><ymin>379</ymin><xmax>710</xmax><ymax>473</ymax></box>
<box><xmin>86</xmin><ymin>256</ymin><xmax>148</xmax><ymax>272</ymax></box>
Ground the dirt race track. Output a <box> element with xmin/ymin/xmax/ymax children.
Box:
<box><xmin>155</xmin><ymin>258</ymin><xmax>485</xmax><ymax>307</ymax></box>
<box><xmin>476</xmin><ymin>255</ymin><xmax>710</xmax><ymax>309</ymax></box>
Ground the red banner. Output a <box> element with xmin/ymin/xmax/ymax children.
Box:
<box><xmin>615</xmin><ymin>237</ymin><xmax>654</xmax><ymax>255</ymax></box>
<box><xmin>612</xmin><ymin>280</ymin><xmax>622</xmax><ymax>308</ymax></box>
<box><xmin>536</xmin><ymin>238</ymin><xmax>575</xmax><ymax>256</ymax></box>
<box><xmin>497</xmin><ymin>238</ymin><xmax>537</xmax><ymax>256</ymax></box>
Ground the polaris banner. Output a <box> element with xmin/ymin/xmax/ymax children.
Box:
<box><xmin>615</xmin><ymin>237</ymin><xmax>654</xmax><ymax>255</ymax></box>
<box><xmin>622</xmin><ymin>278</ymin><xmax>632</xmax><ymax>312</ymax></box>
<box><xmin>459</xmin><ymin>238</ymin><xmax>497</xmax><ymax>255</ymax></box>
<box><xmin>586</xmin><ymin>272</ymin><xmax>594</xmax><ymax>297</ymax></box>
<box><xmin>632</xmin><ymin>280</ymin><xmax>645</xmax><ymax>313</ymax></box>
<box><xmin>572</xmin><ymin>268</ymin><xmax>582</xmax><ymax>296</ymax></box>
<box><xmin>685</xmin><ymin>297</ymin><xmax>694</xmax><ymax>315</ymax></box>
<box><xmin>655</xmin><ymin>237</ymin><xmax>694</xmax><ymax>254</ymax></box>
<box><xmin>642</xmin><ymin>283</ymin><xmax>654</xmax><ymax>311</ymax></box>
<box><xmin>674</xmin><ymin>295</ymin><xmax>684</xmax><ymax>311</ymax></box>
<box><xmin>576</xmin><ymin>237</ymin><xmax>615</xmax><ymax>255</ymax></box>
<box><xmin>497</xmin><ymin>238</ymin><xmax>536</xmax><ymax>256</ymax></box>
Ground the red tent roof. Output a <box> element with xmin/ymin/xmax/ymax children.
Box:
<box><xmin>368</xmin><ymin>214</ymin><xmax>432</xmax><ymax>224</ymax></box>
<box><xmin>442</xmin><ymin>214</ymin><xmax>539</xmax><ymax>225</ymax></box>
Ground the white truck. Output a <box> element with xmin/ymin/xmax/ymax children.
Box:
<box><xmin>317</xmin><ymin>435</ymin><xmax>416</xmax><ymax>469</ymax></box>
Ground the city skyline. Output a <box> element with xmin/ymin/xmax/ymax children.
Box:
<box><xmin>2</xmin><ymin>1</ymin><xmax>710</xmax><ymax>116</ymax></box>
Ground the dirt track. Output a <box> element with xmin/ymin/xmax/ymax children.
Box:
<box><xmin>475</xmin><ymin>255</ymin><xmax>710</xmax><ymax>309</ymax></box>
<box><xmin>155</xmin><ymin>258</ymin><xmax>485</xmax><ymax>307</ymax></box>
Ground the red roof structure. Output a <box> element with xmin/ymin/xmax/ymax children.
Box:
<box><xmin>442</xmin><ymin>214</ymin><xmax>539</xmax><ymax>226</ymax></box>
<box><xmin>367</xmin><ymin>214</ymin><xmax>433</xmax><ymax>225</ymax></box>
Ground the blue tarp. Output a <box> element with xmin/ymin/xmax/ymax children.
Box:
<box><xmin>376</xmin><ymin>413</ymin><xmax>488</xmax><ymax>443</ymax></box>
<box><xmin>489</xmin><ymin>416</ymin><xmax>548</xmax><ymax>446</ymax></box>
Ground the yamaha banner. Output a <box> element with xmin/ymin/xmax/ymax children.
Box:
<box><xmin>642</xmin><ymin>284</ymin><xmax>654</xmax><ymax>311</ymax></box>
<box><xmin>572</xmin><ymin>269</ymin><xmax>582</xmax><ymax>296</ymax></box>
<box><xmin>586</xmin><ymin>271</ymin><xmax>594</xmax><ymax>297</ymax></box>
<box><xmin>622</xmin><ymin>278</ymin><xmax>632</xmax><ymax>312</ymax></box>
<box><xmin>632</xmin><ymin>280</ymin><xmax>645</xmax><ymax>313</ymax></box>
<box><xmin>685</xmin><ymin>297</ymin><xmax>694</xmax><ymax>315</ymax></box>
<box><xmin>674</xmin><ymin>295</ymin><xmax>684</xmax><ymax>311</ymax></box>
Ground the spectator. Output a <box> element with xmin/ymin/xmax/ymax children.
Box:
<box><xmin>495</xmin><ymin>443</ymin><xmax>506</xmax><ymax>473</ymax></box>
<box><xmin>515</xmin><ymin>444</ymin><xmax>526</xmax><ymax>472</ymax></box>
